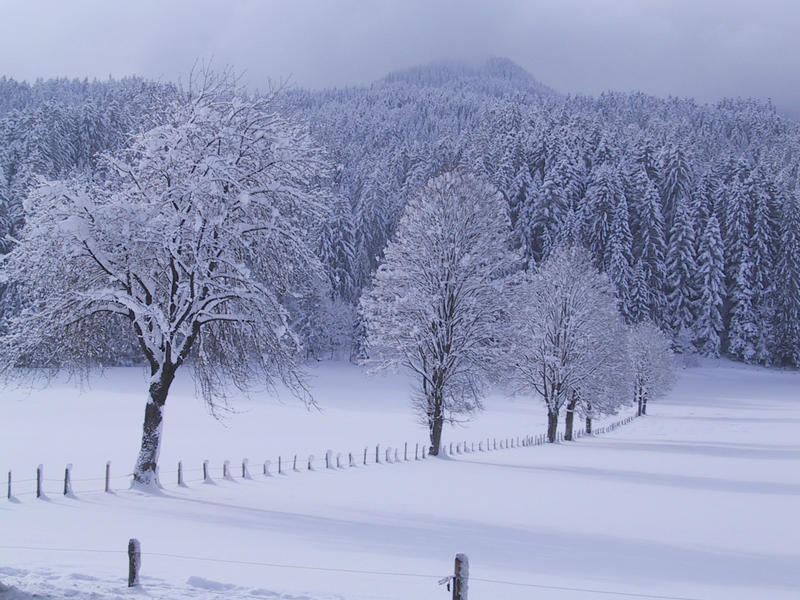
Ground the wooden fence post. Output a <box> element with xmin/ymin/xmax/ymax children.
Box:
<box><xmin>203</xmin><ymin>460</ymin><xmax>210</xmax><ymax>482</ymax></box>
<box><xmin>242</xmin><ymin>458</ymin><xmax>251</xmax><ymax>479</ymax></box>
<box><xmin>278</xmin><ymin>456</ymin><xmax>282</xmax><ymax>475</ymax></box>
<box><xmin>105</xmin><ymin>461</ymin><xmax>111</xmax><ymax>492</ymax></box>
<box><xmin>307</xmin><ymin>455</ymin><xmax>314</xmax><ymax>471</ymax></box>
<box><xmin>64</xmin><ymin>464</ymin><xmax>73</xmax><ymax>496</ymax></box>
<box><xmin>453</xmin><ymin>553</ymin><xmax>469</xmax><ymax>600</ymax></box>
<box><xmin>349</xmin><ymin>452</ymin><xmax>354</xmax><ymax>467</ymax></box>
<box><xmin>223</xmin><ymin>460</ymin><xmax>231</xmax><ymax>479</ymax></box>
<box><xmin>263</xmin><ymin>460</ymin><xmax>271</xmax><ymax>476</ymax></box>
<box><xmin>6</xmin><ymin>471</ymin><xmax>10</xmax><ymax>500</ymax></box>
<box><xmin>415</xmin><ymin>443</ymin><xmax>419</xmax><ymax>460</ymax></box>
<box><xmin>36</xmin><ymin>465</ymin><xmax>43</xmax><ymax>498</ymax></box>
<box><xmin>363</xmin><ymin>447</ymin><xmax>368</xmax><ymax>465</ymax></box>
<box><xmin>376</xmin><ymin>445</ymin><xmax>380</xmax><ymax>464</ymax></box>
<box><xmin>177</xmin><ymin>461</ymin><xmax>184</xmax><ymax>486</ymax></box>
<box><xmin>293</xmin><ymin>454</ymin><xmax>298</xmax><ymax>472</ymax></box>
<box><xmin>404</xmin><ymin>442</ymin><xmax>408</xmax><ymax>461</ymax></box>
<box><xmin>127</xmin><ymin>538</ymin><xmax>141</xmax><ymax>587</ymax></box>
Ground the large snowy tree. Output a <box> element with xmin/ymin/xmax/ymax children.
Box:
<box><xmin>360</xmin><ymin>171</ymin><xmax>516</xmax><ymax>456</ymax></box>
<box><xmin>0</xmin><ymin>70</ymin><xmax>328</xmax><ymax>486</ymax></box>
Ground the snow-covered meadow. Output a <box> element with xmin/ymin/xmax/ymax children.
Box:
<box><xmin>1</xmin><ymin>359</ymin><xmax>798</xmax><ymax>599</ymax></box>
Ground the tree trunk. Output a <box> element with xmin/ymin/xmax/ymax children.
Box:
<box><xmin>636</xmin><ymin>388</ymin><xmax>643</xmax><ymax>416</ymax></box>
<box><xmin>428</xmin><ymin>392</ymin><xmax>445</xmax><ymax>456</ymax></box>
<box><xmin>547</xmin><ymin>410</ymin><xmax>559</xmax><ymax>443</ymax></box>
<box><xmin>564</xmin><ymin>395</ymin><xmax>577</xmax><ymax>441</ymax></box>
<box><xmin>585</xmin><ymin>400</ymin><xmax>592</xmax><ymax>434</ymax></box>
<box><xmin>133</xmin><ymin>364</ymin><xmax>176</xmax><ymax>487</ymax></box>
<box><xmin>642</xmin><ymin>393</ymin><xmax>648</xmax><ymax>416</ymax></box>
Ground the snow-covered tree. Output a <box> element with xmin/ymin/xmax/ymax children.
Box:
<box><xmin>665</xmin><ymin>196</ymin><xmax>697</xmax><ymax>352</ymax></box>
<box><xmin>773</xmin><ymin>191</ymin><xmax>800</xmax><ymax>366</ymax></box>
<box><xmin>605</xmin><ymin>191</ymin><xmax>634</xmax><ymax>320</ymax></box>
<box><xmin>727</xmin><ymin>244</ymin><xmax>759</xmax><ymax>362</ymax></box>
<box><xmin>360</xmin><ymin>171</ymin><xmax>516</xmax><ymax>456</ymax></box>
<box><xmin>628</xmin><ymin>322</ymin><xmax>676</xmax><ymax>416</ymax></box>
<box><xmin>694</xmin><ymin>214</ymin><xmax>725</xmax><ymax>356</ymax></box>
<box><xmin>0</xmin><ymin>70</ymin><xmax>328</xmax><ymax>487</ymax></box>
<box><xmin>508</xmin><ymin>246</ymin><xmax>625</xmax><ymax>443</ymax></box>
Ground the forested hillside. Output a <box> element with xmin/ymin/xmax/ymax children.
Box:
<box><xmin>2</xmin><ymin>58</ymin><xmax>799</xmax><ymax>366</ymax></box>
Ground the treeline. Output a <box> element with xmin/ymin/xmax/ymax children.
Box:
<box><xmin>1</xmin><ymin>59</ymin><xmax>799</xmax><ymax>366</ymax></box>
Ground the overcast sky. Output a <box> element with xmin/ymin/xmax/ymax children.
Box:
<box><xmin>2</xmin><ymin>0</ymin><xmax>799</xmax><ymax>115</ymax></box>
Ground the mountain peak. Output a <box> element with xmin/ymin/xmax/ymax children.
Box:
<box><xmin>380</xmin><ymin>57</ymin><xmax>556</xmax><ymax>97</ymax></box>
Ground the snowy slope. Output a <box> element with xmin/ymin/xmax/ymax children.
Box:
<box><xmin>1</xmin><ymin>359</ymin><xmax>798</xmax><ymax>599</ymax></box>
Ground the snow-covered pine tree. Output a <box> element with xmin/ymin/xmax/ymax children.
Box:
<box><xmin>658</xmin><ymin>142</ymin><xmax>693</xmax><ymax>228</ymax></box>
<box><xmin>749</xmin><ymin>173</ymin><xmax>776</xmax><ymax>364</ymax></box>
<box><xmin>605</xmin><ymin>190</ymin><xmax>634</xmax><ymax>321</ymax></box>
<box><xmin>665</xmin><ymin>196</ymin><xmax>698</xmax><ymax>352</ymax></box>
<box><xmin>694</xmin><ymin>214</ymin><xmax>725</xmax><ymax>356</ymax></box>
<box><xmin>773</xmin><ymin>191</ymin><xmax>800</xmax><ymax>366</ymax></box>
<box><xmin>583</xmin><ymin>162</ymin><xmax>624</xmax><ymax>264</ymax></box>
<box><xmin>727</xmin><ymin>243</ymin><xmax>760</xmax><ymax>362</ymax></box>
<box><xmin>628</xmin><ymin>259</ymin><xmax>650</xmax><ymax>324</ymax></box>
<box><xmin>634</xmin><ymin>178</ymin><xmax>668</xmax><ymax>327</ymax></box>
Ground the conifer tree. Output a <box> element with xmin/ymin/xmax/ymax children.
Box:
<box><xmin>605</xmin><ymin>192</ymin><xmax>634</xmax><ymax>321</ymax></box>
<box><xmin>635</xmin><ymin>179</ymin><xmax>668</xmax><ymax>327</ymax></box>
<box><xmin>773</xmin><ymin>192</ymin><xmax>800</xmax><ymax>366</ymax></box>
<box><xmin>665</xmin><ymin>196</ymin><xmax>698</xmax><ymax>351</ymax></box>
<box><xmin>695</xmin><ymin>215</ymin><xmax>725</xmax><ymax>356</ymax></box>
<box><xmin>728</xmin><ymin>243</ymin><xmax>759</xmax><ymax>362</ymax></box>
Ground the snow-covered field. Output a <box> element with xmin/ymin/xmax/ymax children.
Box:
<box><xmin>1</xmin><ymin>360</ymin><xmax>798</xmax><ymax>599</ymax></box>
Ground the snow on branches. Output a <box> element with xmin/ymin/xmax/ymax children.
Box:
<box><xmin>360</xmin><ymin>172</ymin><xmax>517</xmax><ymax>455</ymax></box>
<box><xmin>0</xmin><ymin>68</ymin><xmax>329</xmax><ymax>486</ymax></box>
<box><xmin>508</xmin><ymin>246</ymin><xmax>630</xmax><ymax>442</ymax></box>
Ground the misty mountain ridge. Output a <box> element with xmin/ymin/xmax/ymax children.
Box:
<box><xmin>380</xmin><ymin>56</ymin><xmax>557</xmax><ymax>98</ymax></box>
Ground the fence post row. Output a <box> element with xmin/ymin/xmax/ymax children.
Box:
<box><xmin>10</xmin><ymin>413</ymin><xmax>643</xmax><ymax>503</ymax></box>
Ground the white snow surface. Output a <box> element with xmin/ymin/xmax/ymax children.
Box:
<box><xmin>1</xmin><ymin>359</ymin><xmax>798</xmax><ymax>599</ymax></box>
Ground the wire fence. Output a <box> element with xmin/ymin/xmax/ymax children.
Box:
<box><xmin>0</xmin><ymin>413</ymin><xmax>708</xmax><ymax>599</ymax></box>
<box><xmin>0</xmin><ymin>542</ymin><xmax>707</xmax><ymax>600</ymax></box>
<box><xmin>4</xmin><ymin>412</ymin><xmax>640</xmax><ymax>501</ymax></box>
